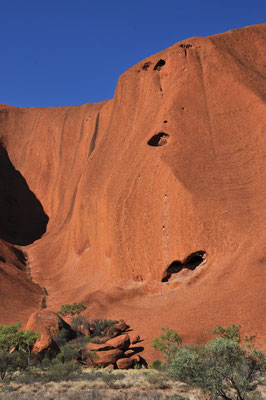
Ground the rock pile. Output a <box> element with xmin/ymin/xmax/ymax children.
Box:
<box><xmin>26</xmin><ymin>310</ymin><xmax>145</xmax><ymax>369</ymax></box>
<box><xmin>86</xmin><ymin>330</ymin><xmax>145</xmax><ymax>369</ymax></box>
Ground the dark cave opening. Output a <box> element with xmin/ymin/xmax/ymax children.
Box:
<box><xmin>147</xmin><ymin>132</ymin><xmax>169</xmax><ymax>147</ymax></box>
<box><xmin>142</xmin><ymin>62</ymin><xmax>151</xmax><ymax>70</ymax></box>
<box><xmin>161</xmin><ymin>251</ymin><xmax>206</xmax><ymax>282</ymax></box>
<box><xmin>153</xmin><ymin>59</ymin><xmax>165</xmax><ymax>71</ymax></box>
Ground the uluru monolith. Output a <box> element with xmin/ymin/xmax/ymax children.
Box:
<box><xmin>0</xmin><ymin>23</ymin><xmax>265</xmax><ymax>361</ymax></box>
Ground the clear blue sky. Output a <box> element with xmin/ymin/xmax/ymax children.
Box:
<box><xmin>0</xmin><ymin>0</ymin><xmax>265</xmax><ymax>107</ymax></box>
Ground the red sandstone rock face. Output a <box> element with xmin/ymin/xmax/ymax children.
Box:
<box><xmin>93</xmin><ymin>349</ymin><xmax>125</xmax><ymax>367</ymax></box>
<box><xmin>0</xmin><ymin>24</ymin><xmax>265</xmax><ymax>362</ymax></box>
<box><xmin>86</xmin><ymin>342</ymin><xmax>114</xmax><ymax>352</ymax></box>
<box><xmin>26</xmin><ymin>310</ymin><xmax>72</xmax><ymax>354</ymax></box>
<box><xmin>105</xmin><ymin>334</ymin><xmax>130</xmax><ymax>351</ymax></box>
<box><xmin>116</xmin><ymin>357</ymin><xmax>136</xmax><ymax>369</ymax></box>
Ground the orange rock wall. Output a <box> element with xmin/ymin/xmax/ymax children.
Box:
<box><xmin>0</xmin><ymin>24</ymin><xmax>265</xmax><ymax>359</ymax></box>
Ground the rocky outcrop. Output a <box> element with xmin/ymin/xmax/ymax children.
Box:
<box><xmin>83</xmin><ymin>322</ymin><xmax>144</xmax><ymax>369</ymax></box>
<box><xmin>105</xmin><ymin>334</ymin><xmax>130</xmax><ymax>351</ymax></box>
<box><xmin>0</xmin><ymin>24</ymin><xmax>265</xmax><ymax>361</ymax></box>
<box><xmin>86</xmin><ymin>342</ymin><xmax>114</xmax><ymax>352</ymax></box>
<box><xmin>26</xmin><ymin>310</ymin><xmax>73</xmax><ymax>354</ymax></box>
<box><xmin>93</xmin><ymin>349</ymin><xmax>125</xmax><ymax>368</ymax></box>
<box><xmin>116</xmin><ymin>357</ymin><xmax>136</xmax><ymax>369</ymax></box>
<box><xmin>131</xmin><ymin>335</ymin><xmax>140</xmax><ymax>345</ymax></box>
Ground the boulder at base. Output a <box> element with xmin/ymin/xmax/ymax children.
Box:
<box><xmin>93</xmin><ymin>349</ymin><xmax>125</xmax><ymax>367</ymax></box>
<box><xmin>105</xmin><ymin>334</ymin><xmax>130</xmax><ymax>351</ymax></box>
<box><xmin>26</xmin><ymin>309</ymin><xmax>73</xmax><ymax>354</ymax></box>
<box><xmin>116</xmin><ymin>357</ymin><xmax>136</xmax><ymax>369</ymax></box>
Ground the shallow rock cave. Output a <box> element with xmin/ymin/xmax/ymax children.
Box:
<box><xmin>162</xmin><ymin>251</ymin><xmax>206</xmax><ymax>282</ymax></box>
<box><xmin>147</xmin><ymin>132</ymin><xmax>169</xmax><ymax>147</ymax></box>
<box><xmin>153</xmin><ymin>59</ymin><xmax>165</xmax><ymax>71</ymax></box>
<box><xmin>142</xmin><ymin>61</ymin><xmax>151</xmax><ymax>70</ymax></box>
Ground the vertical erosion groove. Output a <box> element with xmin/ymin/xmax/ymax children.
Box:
<box><xmin>89</xmin><ymin>112</ymin><xmax>100</xmax><ymax>157</ymax></box>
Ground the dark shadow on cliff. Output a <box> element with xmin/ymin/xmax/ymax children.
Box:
<box><xmin>0</xmin><ymin>142</ymin><xmax>49</xmax><ymax>245</ymax></box>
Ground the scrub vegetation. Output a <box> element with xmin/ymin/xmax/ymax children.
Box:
<box><xmin>0</xmin><ymin>307</ymin><xmax>265</xmax><ymax>400</ymax></box>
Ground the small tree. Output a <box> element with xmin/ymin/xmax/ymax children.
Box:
<box><xmin>0</xmin><ymin>349</ymin><xmax>27</xmax><ymax>380</ymax></box>
<box><xmin>152</xmin><ymin>328</ymin><xmax>182</xmax><ymax>362</ymax></box>
<box><xmin>0</xmin><ymin>323</ymin><xmax>40</xmax><ymax>375</ymax></box>
<box><xmin>0</xmin><ymin>323</ymin><xmax>39</xmax><ymax>353</ymax></box>
<box><xmin>57</xmin><ymin>302</ymin><xmax>87</xmax><ymax>319</ymax></box>
<box><xmin>153</xmin><ymin>325</ymin><xmax>266</xmax><ymax>400</ymax></box>
<box><xmin>212</xmin><ymin>324</ymin><xmax>242</xmax><ymax>342</ymax></box>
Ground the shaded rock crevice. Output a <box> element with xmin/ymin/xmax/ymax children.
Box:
<box><xmin>162</xmin><ymin>251</ymin><xmax>206</xmax><ymax>282</ymax></box>
<box><xmin>153</xmin><ymin>59</ymin><xmax>165</xmax><ymax>71</ymax></box>
<box><xmin>0</xmin><ymin>142</ymin><xmax>49</xmax><ymax>246</ymax></box>
<box><xmin>89</xmin><ymin>112</ymin><xmax>100</xmax><ymax>157</ymax></box>
<box><xmin>147</xmin><ymin>132</ymin><xmax>169</xmax><ymax>147</ymax></box>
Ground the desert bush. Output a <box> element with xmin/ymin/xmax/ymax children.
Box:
<box><xmin>58</xmin><ymin>302</ymin><xmax>87</xmax><ymax>319</ymax></box>
<box><xmin>44</xmin><ymin>360</ymin><xmax>81</xmax><ymax>381</ymax></box>
<box><xmin>152</xmin><ymin>328</ymin><xmax>182</xmax><ymax>362</ymax></box>
<box><xmin>89</xmin><ymin>336</ymin><xmax>106</xmax><ymax>344</ymax></box>
<box><xmin>0</xmin><ymin>323</ymin><xmax>39</xmax><ymax>371</ymax></box>
<box><xmin>0</xmin><ymin>323</ymin><xmax>39</xmax><ymax>353</ymax></box>
<box><xmin>153</xmin><ymin>324</ymin><xmax>266</xmax><ymax>400</ymax></box>
<box><xmin>91</xmin><ymin>319</ymin><xmax>117</xmax><ymax>338</ymax></box>
<box><xmin>52</xmin><ymin>327</ymin><xmax>74</xmax><ymax>347</ymax></box>
<box><xmin>71</xmin><ymin>314</ymin><xmax>91</xmax><ymax>336</ymax></box>
<box><xmin>53</xmin><ymin>343</ymin><xmax>80</xmax><ymax>363</ymax></box>
<box><xmin>145</xmin><ymin>372</ymin><xmax>170</xmax><ymax>389</ymax></box>
<box><xmin>0</xmin><ymin>349</ymin><xmax>27</xmax><ymax>380</ymax></box>
<box><xmin>86</xmin><ymin>370</ymin><xmax>104</xmax><ymax>380</ymax></box>
<box><xmin>102</xmin><ymin>371</ymin><xmax>119</xmax><ymax>387</ymax></box>
<box><xmin>14</xmin><ymin>367</ymin><xmax>43</xmax><ymax>384</ymax></box>
<box><xmin>150</xmin><ymin>359</ymin><xmax>164</xmax><ymax>371</ymax></box>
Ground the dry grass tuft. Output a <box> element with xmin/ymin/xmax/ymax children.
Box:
<box><xmin>0</xmin><ymin>368</ymin><xmax>223</xmax><ymax>399</ymax></box>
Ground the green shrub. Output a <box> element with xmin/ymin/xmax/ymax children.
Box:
<box><xmin>153</xmin><ymin>325</ymin><xmax>266</xmax><ymax>400</ymax></box>
<box><xmin>89</xmin><ymin>336</ymin><xmax>106</xmax><ymax>344</ymax></box>
<box><xmin>145</xmin><ymin>372</ymin><xmax>170</xmax><ymax>389</ymax></box>
<box><xmin>71</xmin><ymin>314</ymin><xmax>90</xmax><ymax>336</ymax></box>
<box><xmin>212</xmin><ymin>324</ymin><xmax>242</xmax><ymax>342</ymax></box>
<box><xmin>14</xmin><ymin>367</ymin><xmax>43</xmax><ymax>384</ymax></box>
<box><xmin>102</xmin><ymin>372</ymin><xmax>118</xmax><ymax>388</ymax></box>
<box><xmin>54</xmin><ymin>343</ymin><xmax>80</xmax><ymax>363</ymax></box>
<box><xmin>91</xmin><ymin>319</ymin><xmax>117</xmax><ymax>338</ymax></box>
<box><xmin>0</xmin><ymin>349</ymin><xmax>27</xmax><ymax>380</ymax></box>
<box><xmin>0</xmin><ymin>323</ymin><xmax>39</xmax><ymax>353</ymax></box>
<box><xmin>53</xmin><ymin>327</ymin><xmax>74</xmax><ymax>347</ymax></box>
<box><xmin>0</xmin><ymin>323</ymin><xmax>40</xmax><ymax>369</ymax></box>
<box><xmin>150</xmin><ymin>359</ymin><xmax>164</xmax><ymax>370</ymax></box>
<box><xmin>86</xmin><ymin>370</ymin><xmax>104</xmax><ymax>381</ymax></box>
<box><xmin>45</xmin><ymin>360</ymin><xmax>81</xmax><ymax>381</ymax></box>
<box><xmin>57</xmin><ymin>302</ymin><xmax>87</xmax><ymax>319</ymax></box>
<box><xmin>152</xmin><ymin>328</ymin><xmax>182</xmax><ymax>362</ymax></box>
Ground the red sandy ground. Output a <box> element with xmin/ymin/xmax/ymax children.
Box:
<box><xmin>0</xmin><ymin>24</ymin><xmax>265</xmax><ymax>362</ymax></box>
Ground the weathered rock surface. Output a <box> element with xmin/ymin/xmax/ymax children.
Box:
<box><xmin>86</xmin><ymin>342</ymin><xmax>114</xmax><ymax>352</ymax></box>
<box><xmin>131</xmin><ymin>335</ymin><xmax>140</xmax><ymax>345</ymax></box>
<box><xmin>105</xmin><ymin>334</ymin><xmax>130</xmax><ymax>351</ymax></box>
<box><xmin>116</xmin><ymin>357</ymin><xmax>136</xmax><ymax>369</ymax></box>
<box><xmin>110</xmin><ymin>322</ymin><xmax>129</xmax><ymax>337</ymax></box>
<box><xmin>93</xmin><ymin>349</ymin><xmax>125</xmax><ymax>367</ymax></box>
<box><xmin>26</xmin><ymin>310</ymin><xmax>72</xmax><ymax>354</ymax></box>
<box><xmin>0</xmin><ymin>24</ymin><xmax>266</xmax><ymax>361</ymax></box>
